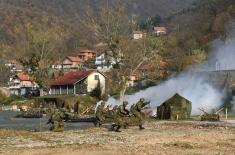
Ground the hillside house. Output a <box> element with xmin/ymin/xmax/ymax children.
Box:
<box><xmin>62</xmin><ymin>56</ymin><xmax>84</xmax><ymax>69</ymax></box>
<box><xmin>95</xmin><ymin>53</ymin><xmax>114</xmax><ymax>71</ymax></box>
<box><xmin>5</xmin><ymin>59</ymin><xmax>18</xmax><ymax>67</ymax></box>
<box><xmin>5</xmin><ymin>59</ymin><xmax>25</xmax><ymax>72</ymax></box>
<box><xmin>133</xmin><ymin>31</ymin><xmax>146</xmax><ymax>40</ymax></box>
<box><xmin>153</xmin><ymin>27</ymin><xmax>167</xmax><ymax>36</ymax></box>
<box><xmin>50</xmin><ymin>70</ymin><xmax>106</xmax><ymax>95</ymax></box>
<box><xmin>8</xmin><ymin>73</ymin><xmax>38</xmax><ymax>96</ymax></box>
<box><xmin>127</xmin><ymin>74</ymin><xmax>138</xmax><ymax>87</ymax></box>
<box><xmin>51</xmin><ymin>61</ymin><xmax>62</xmax><ymax>70</ymax></box>
<box><xmin>77</xmin><ymin>50</ymin><xmax>96</xmax><ymax>61</ymax></box>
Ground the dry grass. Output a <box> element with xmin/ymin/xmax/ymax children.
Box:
<box><xmin>0</xmin><ymin>121</ymin><xmax>234</xmax><ymax>155</ymax></box>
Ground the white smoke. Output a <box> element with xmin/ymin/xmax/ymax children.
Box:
<box><xmin>208</xmin><ymin>37</ymin><xmax>235</xmax><ymax>71</ymax></box>
<box><xmin>108</xmin><ymin>72</ymin><xmax>223</xmax><ymax>115</ymax></box>
<box><xmin>107</xmin><ymin>30</ymin><xmax>235</xmax><ymax>115</ymax></box>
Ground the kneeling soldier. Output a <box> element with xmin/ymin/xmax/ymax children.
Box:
<box><xmin>130</xmin><ymin>98</ymin><xmax>148</xmax><ymax>130</ymax></box>
<box><xmin>95</xmin><ymin>101</ymin><xmax>106</xmax><ymax>127</ymax></box>
<box><xmin>113</xmin><ymin>101</ymin><xmax>129</xmax><ymax>132</ymax></box>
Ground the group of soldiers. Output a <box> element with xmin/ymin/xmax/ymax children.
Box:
<box><xmin>96</xmin><ymin>98</ymin><xmax>150</xmax><ymax>132</ymax></box>
<box><xmin>46</xmin><ymin>97</ymin><xmax>149</xmax><ymax>132</ymax></box>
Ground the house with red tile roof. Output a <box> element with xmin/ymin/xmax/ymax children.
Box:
<box><xmin>50</xmin><ymin>70</ymin><xmax>105</xmax><ymax>95</ymax></box>
<box><xmin>62</xmin><ymin>56</ymin><xmax>84</xmax><ymax>69</ymax></box>
<box><xmin>8</xmin><ymin>73</ymin><xmax>38</xmax><ymax>96</ymax></box>
<box><xmin>153</xmin><ymin>26</ymin><xmax>167</xmax><ymax>36</ymax></box>
<box><xmin>77</xmin><ymin>50</ymin><xmax>96</xmax><ymax>61</ymax></box>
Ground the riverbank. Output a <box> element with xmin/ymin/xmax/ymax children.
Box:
<box><xmin>0</xmin><ymin>121</ymin><xmax>234</xmax><ymax>155</ymax></box>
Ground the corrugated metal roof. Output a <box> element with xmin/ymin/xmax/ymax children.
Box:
<box><xmin>51</xmin><ymin>70</ymin><xmax>96</xmax><ymax>86</ymax></box>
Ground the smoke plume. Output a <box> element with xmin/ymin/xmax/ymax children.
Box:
<box><xmin>107</xmin><ymin>31</ymin><xmax>235</xmax><ymax>115</ymax></box>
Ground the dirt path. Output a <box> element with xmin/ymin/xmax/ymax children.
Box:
<box><xmin>0</xmin><ymin>121</ymin><xmax>234</xmax><ymax>155</ymax></box>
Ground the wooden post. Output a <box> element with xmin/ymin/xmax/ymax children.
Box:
<box><xmin>67</xmin><ymin>85</ymin><xmax>69</xmax><ymax>95</ymax></box>
<box><xmin>176</xmin><ymin>114</ymin><xmax>179</xmax><ymax>121</ymax></box>
<box><xmin>74</xmin><ymin>85</ymin><xmax>76</xmax><ymax>95</ymax></box>
<box><xmin>225</xmin><ymin>108</ymin><xmax>228</xmax><ymax>120</ymax></box>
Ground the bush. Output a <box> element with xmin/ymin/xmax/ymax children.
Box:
<box><xmin>0</xmin><ymin>95</ymin><xmax>26</xmax><ymax>105</ymax></box>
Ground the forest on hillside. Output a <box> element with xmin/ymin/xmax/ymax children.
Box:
<box><xmin>0</xmin><ymin>0</ymin><xmax>234</xmax><ymax>74</ymax></box>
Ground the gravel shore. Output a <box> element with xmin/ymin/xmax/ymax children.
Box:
<box><xmin>0</xmin><ymin>120</ymin><xmax>234</xmax><ymax>155</ymax></box>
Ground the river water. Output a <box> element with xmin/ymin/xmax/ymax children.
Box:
<box><xmin>0</xmin><ymin>111</ymin><xmax>95</xmax><ymax>131</ymax></box>
<box><xmin>1</xmin><ymin>111</ymin><xmax>234</xmax><ymax>131</ymax></box>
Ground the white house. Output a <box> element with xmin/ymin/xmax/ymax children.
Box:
<box><xmin>8</xmin><ymin>73</ymin><xmax>38</xmax><ymax>96</ymax></box>
<box><xmin>50</xmin><ymin>70</ymin><xmax>106</xmax><ymax>95</ymax></box>
<box><xmin>95</xmin><ymin>53</ymin><xmax>115</xmax><ymax>71</ymax></box>
<box><xmin>133</xmin><ymin>31</ymin><xmax>146</xmax><ymax>40</ymax></box>
<box><xmin>51</xmin><ymin>61</ymin><xmax>62</xmax><ymax>70</ymax></box>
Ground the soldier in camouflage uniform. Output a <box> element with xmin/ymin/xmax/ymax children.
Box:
<box><xmin>60</xmin><ymin>107</ymin><xmax>74</xmax><ymax>121</ymax></box>
<box><xmin>130</xmin><ymin>98</ymin><xmax>147</xmax><ymax>130</ymax></box>
<box><xmin>113</xmin><ymin>101</ymin><xmax>130</xmax><ymax>132</ymax></box>
<box><xmin>95</xmin><ymin>101</ymin><xmax>106</xmax><ymax>127</ymax></box>
<box><xmin>48</xmin><ymin>108</ymin><xmax>65</xmax><ymax>132</ymax></box>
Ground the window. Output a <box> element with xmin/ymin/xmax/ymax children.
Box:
<box><xmin>94</xmin><ymin>75</ymin><xmax>99</xmax><ymax>80</ymax></box>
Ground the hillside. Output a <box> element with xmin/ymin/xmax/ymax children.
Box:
<box><xmin>0</xmin><ymin>0</ymin><xmax>234</xmax><ymax>64</ymax></box>
<box><xmin>1</xmin><ymin>0</ymin><xmax>197</xmax><ymax>20</ymax></box>
<box><xmin>0</xmin><ymin>0</ymin><xmax>198</xmax><ymax>60</ymax></box>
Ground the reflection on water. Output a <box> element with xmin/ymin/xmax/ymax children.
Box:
<box><xmin>0</xmin><ymin>111</ymin><xmax>94</xmax><ymax>131</ymax></box>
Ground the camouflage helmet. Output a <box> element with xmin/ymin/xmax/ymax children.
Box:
<box><xmin>123</xmin><ymin>101</ymin><xmax>128</xmax><ymax>106</ymax></box>
<box><xmin>140</xmin><ymin>98</ymin><xmax>145</xmax><ymax>102</ymax></box>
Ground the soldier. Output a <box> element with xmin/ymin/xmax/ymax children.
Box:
<box><xmin>109</xmin><ymin>105</ymin><xmax>118</xmax><ymax>131</ymax></box>
<box><xmin>130</xmin><ymin>98</ymin><xmax>147</xmax><ymax>130</ymax></box>
<box><xmin>48</xmin><ymin>108</ymin><xmax>65</xmax><ymax>132</ymax></box>
<box><xmin>113</xmin><ymin>101</ymin><xmax>129</xmax><ymax>132</ymax></box>
<box><xmin>95</xmin><ymin>101</ymin><xmax>106</xmax><ymax>126</ymax></box>
<box><xmin>60</xmin><ymin>107</ymin><xmax>73</xmax><ymax>121</ymax></box>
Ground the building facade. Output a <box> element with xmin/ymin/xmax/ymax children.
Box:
<box><xmin>62</xmin><ymin>56</ymin><xmax>84</xmax><ymax>69</ymax></box>
<box><xmin>133</xmin><ymin>31</ymin><xmax>146</xmax><ymax>40</ymax></box>
<box><xmin>153</xmin><ymin>27</ymin><xmax>167</xmax><ymax>36</ymax></box>
<box><xmin>50</xmin><ymin>70</ymin><xmax>106</xmax><ymax>95</ymax></box>
<box><xmin>95</xmin><ymin>53</ymin><xmax>114</xmax><ymax>71</ymax></box>
<box><xmin>8</xmin><ymin>73</ymin><xmax>38</xmax><ymax>96</ymax></box>
<box><xmin>77</xmin><ymin>50</ymin><xmax>96</xmax><ymax>61</ymax></box>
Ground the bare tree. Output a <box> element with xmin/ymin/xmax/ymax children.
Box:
<box><xmin>83</xmin><ymin>2</ymin><xmax>159</xmax><ymax>101</ymax></box>
<box><xmin>20</xmin><ymin>17</ymin><xmax>67</xmax><ymax>95</ymax></box>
